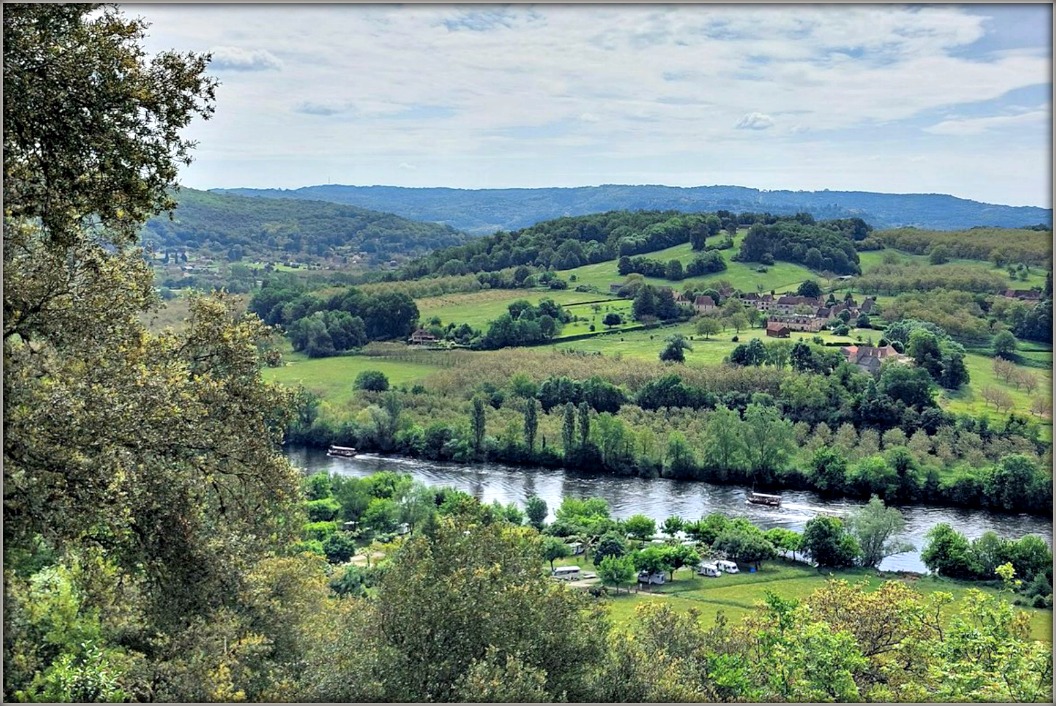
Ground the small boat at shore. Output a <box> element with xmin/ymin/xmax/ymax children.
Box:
<box><xmin>746</xmin><ymin>491</ymin><xmax>782</xmax><ymax>507</ymax></box>
<box><xmin>327</xmin><ymin>445</ymin><xmax>357</xmax><ymax>458</ymax></box>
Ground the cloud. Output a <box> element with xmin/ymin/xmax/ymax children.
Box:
<box><xmin>293</xmin><ymin>101</ymin><xmax>353</xmax><ymax>116</ymax></box>
<box><xmin>398</xmin><ymin>162</ymin><xmax>417</xmax><ymax>170</ymax></box>
<box><xmin>924</xmin><ymin>109</ymin><xmax>1048</xmax><ymax>136</ymax></box>
<box><xmin>208</xmin><ymin>46</ymin><xmax>282</xmax><ymax>71</ymax></box>
<box><xmin>735</xmin><ymin>112</ymin><xmax>775</xmax><ymax>130</ymax></box>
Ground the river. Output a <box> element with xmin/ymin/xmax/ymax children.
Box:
<box><xmin>286</xmin><ymin>446</ymin><xmax>1052</xmax><ymax>573</ymax></box>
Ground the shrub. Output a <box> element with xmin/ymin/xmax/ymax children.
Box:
<box><xmin>303</xmin><ymin>520</ymin><xmax>338</xmax><ymax>542</ymax></box>
<box><xmin>322</xmin><ymin>531</ymin><xmax>358</xmax><ymax>564</ymax></box>
<box><xmin>355</xmin><ymin>370</ymin><xmax>390</xmax><ymax>392</ymax></box>
<box><xmin>306</xmin><ymin>497</ymin><xmax>341</xmax><ymax>522</ymax></box>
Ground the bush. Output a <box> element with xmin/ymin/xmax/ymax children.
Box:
<box><xmin>303</xmin><ymin>520</ymin><xmax>338</xmax><ymax>542</ymax></box>
<box><xmin>306</xmin><ymin>497</ymin><xmax>341</xmax><ymax>522</ymax></box>
<box><xmin>355</xmin><ymin>370</ymin><xmax>390</xmax><ymax>392</ymax></box>
<box><xmin>1032</xmin><ymin>594</ymin><xmax>1048</xmax><ymax>609</ymax></box>
<box><xmin>731</xmin><ymin>335</ymin><xmax>739</xmax><ymax>342</ymax></box>
<box><xmin>322</xmin><ymin>531</ymin><xmax>358</xmax><ymax>564</ymax></box>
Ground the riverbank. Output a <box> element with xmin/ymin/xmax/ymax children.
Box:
<box><xmin>552</xmin><ymin>556</ymin><xmax>1053</xmax><ymax>642</ymax></box>
<box><xmin>287</xmin><ymin>446</ymin><xmax>1053</xmax><ymax>574</ymax></box>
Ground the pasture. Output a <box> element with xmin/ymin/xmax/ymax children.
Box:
<box><xmin>551</xmin><ymin>555</ymin><xmax>1052</xmax><ymax>641</ymax></box>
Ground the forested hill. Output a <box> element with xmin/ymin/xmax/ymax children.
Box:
<box><xmin>213</xmin><ymin>183</ymin><xmax>1052</xmax><ymax>235</ymax></box>
<box><xmin>141</xmin><ymin>187</ymin><xmax>469</xmax><ymax>262</ymax></box>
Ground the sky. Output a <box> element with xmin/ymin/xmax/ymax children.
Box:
<box><xmin>130</xmin><ymin>4</ymin><xmax>1052</xmax><ymax>208</ymax></box>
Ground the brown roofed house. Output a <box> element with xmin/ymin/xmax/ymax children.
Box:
<box><xmin>766</xmin><ymin>321</ymin><xmax>791</xmax><ymax>338</ymax></box>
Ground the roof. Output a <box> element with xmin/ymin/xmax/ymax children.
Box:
<box><xmin>695</xmin><ymin>295</ymin><xmax>715</xmax><ymax>307</ymax></box>
<box><xmin>766</xmin><ymin>321</ymin><xmax>790</xmax><ymax>332</ymax></box>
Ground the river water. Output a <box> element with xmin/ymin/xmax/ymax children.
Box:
<box><xmin>286</xmin><ymin>446</ymin><xmax>1052</xmax><ymax>573</ymax></box>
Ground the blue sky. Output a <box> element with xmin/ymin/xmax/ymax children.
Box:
<box><xmin>131</xmin><ymin>4</ymin><xmax>1051</xmax><ymax>207</ymax></box>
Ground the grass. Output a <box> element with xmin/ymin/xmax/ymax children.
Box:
<box><xmin>941</xmin><ymin>352</ymin><xmax>1052</xmax><ymax>437</ymax></box>
<box><xmin>417</xmin><ymin>288</ymin><xmax>621</xmax><ymax>329</ymax></box>
<box><xmin>263</xmin><ymin>346</ymin><xmax>442</xmax><ymax>407</ymax></box>
<box><xmin>553</xmin><ymin>555</ymin><xmax>1052</xmax><ymax>641</ymax></box>
<box><xmin>557</xmin><ymin>234</ymin><xmax>820</xmax><ymax>295</ymax></box>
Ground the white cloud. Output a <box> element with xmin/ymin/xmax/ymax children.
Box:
<box><xmin>736</xmin><ymin>112</ymin><xmax>775</xmax><ymax>130</ymax></box>
<box><xmin>133</xmin><ymin>5</ymin><xmax>1051</xmax><ymax>206</ymax></box>
<box><xmin>208</xmin><ymin>46</ymin><xmax>282</xmax><ymax>72</ymax></box>
<box><xmin>924</xmin><ymin>109</ymin><xmax>1049</xmax><ymax>136</ymax></box>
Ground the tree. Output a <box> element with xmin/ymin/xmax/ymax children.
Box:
<box><xmin>920</xmin><ymin>524</ymin><xmax>979</xmax><ymax>579</ymax></box>
<box><xmin>2</xmin><ymin>8</ymin><xmax>328</xmax><ymax>700</ymax></box>
<box><xmin>603</xmin><ymin>312</ymin><xmax>622</xmax><ymax>328</ymax></box>
<box><xmin>470</xmin><ymin>395</ymin><xmax>486</xmax><ymax>454</ymax></box>
<box><xmin>632</xmin><ymin>546</ymin><xmax>673</xmax><ymax>577</ymax></box>
<box><xmin>992</xmin><ymin>330</ymin><xmax>1018</xmax><ymax>360</ymax></box>
<box><xmin>696</xmin><ymin>316</ymin><xmax>721</xmax><ymax>340</ymax></box>
<box><xmin>667</xmin><ymin>545</ymin><xmax>701</xmax><ymax>580</ymax></box>
<box><xmin>541</xmin><ymin>535</ymin><xmax>572</xmax><ymax>571</ymax></box>
<box><xmin>561</xmin><ymin>402</ymin><xmax>576</xmax><ymax>457</ymax></box>
<box><xmin>624</xmin><ymin>514</ymin><xmax>657</xmax><ymax>541</ymax></box>
<box><xmin>984</xmin><ymin>454</ymin><xmax>1038</xmax><ymax>512</ymax></box>
<box><xmin>797</xmin><ymin>280</ymin><xmax>822</xmax><ymax>298</ymax></box>
<box><xmin>659</xmin><ymin>334</ymin><xmax>692</xmax><ymax>363</ymax></box>
<box><xmin>700</xmin><ymin>406</ymin><xmax>747</xmax><ymax>480</ymax></box>
<box><xmin>355</xmin><ymin>369</ymin><xmax>390</xmax><ymax>392</ymax></box>
<box><xmin>593</xmin><ymin>531</ymin><xmax>628</xmax><ymax>564</ymax></box>
<box><xmin>928</xmin><ymin>245</ymin><xmax>950</xmax><ymax>265</ymax></box>
<box><xmin>847</xmin><ymin>496</ymin><xmax>913</xmax><ymax>568</ymax></box>
<box><xmin>713</xmin><ymin>528</ymin><xmax>776</xmax><ymax>570</ymax></box>
<box><xmin>801</xmin><ymin>517</ymin><xmax>859</xmax><ymax>569</ymax></box>
<box><xmin>765</xmin><ymin>528</ymin><xmax>803</xmax><ymax>561</ymax></box>
<box><xmin>597</xmin><ymin>555</ymin><xmax>636</xmax><ymax>594</ymax></box>
<box><xmin>523</xmin><ymin>397</ymin><xmax>539</xmax><ymax>452</ymax></box>
<box><xmin>525</xmin><ymin>496</ymin><xmax>548</xmax><ymax>531</ymax></box>
<box><xmin>810</xmin><ymin>447</ymin><xmax>848</xmax><ymax>495</ymax></box>
<box><xmin>742</xmin><ymin>402</ymin><xmax>796</xmax><ymax>483</ymax></box>
<box><xmin>662</xmin><ymin>516</ymin><xmax>686</xmax><ymax>538</ymax></box>
<box><xmin>577</xmin><ymin>402</ymin><xmax>591</xmax><ymax>448</ymax></box>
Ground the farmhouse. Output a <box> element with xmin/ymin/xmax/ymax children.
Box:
<box><xmin>766</xmin><ymin>322</ymin><xmax>791</xmax><ymax>338</ymax></box>
<box><xmin>841</xmin><ymin>344</ymin><xmax>904</xmax><ymax>375</ymax></box>
<box><xmin>768</xmin><ymin>314</ymin><xmax>824</xmax><ymax>332</ymax></box>
<box><xmin>737</xmin><ymin>292</ymin><xmax>775</xmax><ymax>311</ymax></box>
<box><xmin>409</xmin><ymin>329</ymin><xmax>438</xmax><ymax>345</ymax></box>
<box><xmin>774</xmin><ymin>295</ymin><xmax>824</xmax><ymax>315</ymax></box>
<box><xmin>694</xmin><ymin>295</ymin><xmax>717</xmax><ymax>314</ymax></box>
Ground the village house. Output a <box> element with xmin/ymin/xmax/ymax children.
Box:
<box><xmin>768</xmin><ymin>314</ymin><xmax>824</xmax><ymax>332</ymax></box>
<box><xmin>693</xmin><ymin>295</ymin><xmax>717</xmax><ymax>314</ymax></box>
<box><xmin>409</xmin><ymin>329</ymin><xmax>438</xmax><ymax>345</ymax></box>
<box><xmin>736</xmin><ymin>292</ymin><xmax>775</xmax><ymax>311</ymax></box>
<box><xmin>774</xmin><ymin>295</ymin><xmax>824</xmax><ymax>315</ymax></box>
<box><xmin>841</xmin><ymin>344</ymin><xmax>904</xmax><ymax>375</ymax></box>
<box><xmin>765</xmin><ymin>321</ymin><xmax>791</xmax><ymax>338</ymax></box>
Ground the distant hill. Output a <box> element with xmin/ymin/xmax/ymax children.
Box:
<box><xmin>141</xmin><ymin>187</ymin><xmax>469</xmax><ymax>264</ymax></box>
<box><xmin>212</xmin><ymin>184</ymin><xmax>1052</xmax><ymax>235</ymax></box>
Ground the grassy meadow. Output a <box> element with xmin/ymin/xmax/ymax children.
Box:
<box><xmin>551</xmin><ymin>555</ymin><xmax>1053</xmax><ymax>641</ymax></box>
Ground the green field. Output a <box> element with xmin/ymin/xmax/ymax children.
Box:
<box><xmin>942</xmin><ymin>351</ymin><xmax>1053</xmax><ymax>432</ymax></box>
<box><xmin>263</xmin><ymin>347</ymin><xmax>443</xmax><ymax>407</ymax></box>
<box><xmin>553</xmin><ymin>555</ymin><xmax>1052</xmax><ymax>641</ymax></box>
<box><xmin>417</xmin><ymin>288</ymin><xmax>623</xmax><ymax>329</ymax></box>
<box><xmin>557</xmin><ymin>235</ymin><xmax>820</xmax><ymax>295</ymax></box>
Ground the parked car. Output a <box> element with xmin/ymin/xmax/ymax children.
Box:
<box><xmin>637</xmin><ymin>570</ymin><xmax>666</xmax><ymax>585</ymax></box>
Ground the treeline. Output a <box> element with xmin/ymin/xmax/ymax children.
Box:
<box><xmin>288</xmin><ymin>353</ymin><xmax>1050</xmax><ymax>515</ymax></box>
<box><xmin>617</xmin><ymin>250</ymin><xmax>727</xmax><ymax>280</ymax></box>
<box><xmin>396</xmin><ymin>210</ymin><xmax>867</xmax><ymax>283</ymax></box>
<box><xmin>855</xmin><ymin>262</ymin><xmax>1009</xmax><ymax>295</ymax></box>
<box><xmin>875</xmin><ymin>227</ymin><xmax>1053</xmax><ymax>268</ymax></box>
<box><xmin>249</xmin><ymin>275</ymin><xmax>419</xmax><ymax>357</ymax></box>
<box><xmin>735</xmin><ymin>214</ymin><xmax>865</xmax><ymax>274</ymax></box>
<box><xmin>922</xmin><ymin>523</ymin><xmax>1052</xmax><ymax>599</ymax></box>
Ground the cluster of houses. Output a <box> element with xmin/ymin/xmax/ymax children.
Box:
<box><xmin>753</xmin><ymin>293</ymin><xmax>878</xmax><ymax>335</ymax></box>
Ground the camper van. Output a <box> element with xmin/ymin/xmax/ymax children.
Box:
<box><xmin>551</xmin><ymin>566</ymin><xmax>581</xmax><ymax>581</ymax></box>
<box><xmin>697</xmin><ymin>563</ymin><xmax>721</xmax><ymax>578</ymax></box>
<box><xmin>716</xmin><ymin>560</ymin><xmax>739</xmax><ymax>574</ymax></box>
<box><xmin>637</xmin><ymin>570</ymin><xmax>666</xmax><ymax>585</ymax></box>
